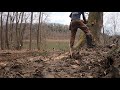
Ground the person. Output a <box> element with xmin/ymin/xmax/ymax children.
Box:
<box><xmin>69</xmin><ymin>12</ymin><xmax>95</xmax><ymax>56</ymax></box>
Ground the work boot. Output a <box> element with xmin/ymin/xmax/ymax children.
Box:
<box><xmin>86</xmin><ymin>34</ymin><xmax>96</xmax><ymax>48</ymax></box>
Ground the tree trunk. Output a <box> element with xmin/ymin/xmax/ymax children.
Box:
<box><xmin>87</xmin><ymin>12</ymin><xmax>103</xmax><ymax>45</ymax></box>
<box><xmin>37</xmin><ymin>12</ymin><xmax>41</xmax><ymax>50</ymax></box>
<box><xmin>0</xmin><ymin>12</ymin><xmax>3</xmax><ymax>50</ymax></box>
<box><xmin>15</xmin><ymin>12</ymin><xmax>19</xmax><ymax>49</ymax></box>
<box><xmin>15</xmin><ymin>12</ymin><xmax>22</xmax><ymax>50</ymax></box>
<box><xmin>20</xmin><ymin>14</ymin><xmax>29</xmax><ymax>49</ymax></box>
<box><xmin>9</xmin><ymin>12</ymin><xmax>15</xmax><ymax>49</ymax></box>
<box><xmin>20</xmin><ymin>19</ymin><xmax>27</xmax><ymax>49</ymax></box>
<box><xmin>19</xmin><ymin>12</ymin><xmax>24</xmax><ymax>50</ymax></box>
<box><xmin>5</xmin><ymin>12</ymin><xmax>10</xmax><ymax>49</ymax></box>
<box><xmin>29</xmin><ymin>12</ymin><xmax>33</xmax><ymax>50</ymax></box>
<box><xmin>40</xmin><ymin>13</ymin><xmax>43</xmax><ymax>50</ymax></box>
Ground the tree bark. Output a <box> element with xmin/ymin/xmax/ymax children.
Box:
<box><xmin>19</xmin><ymin>12</ymin><xmax>24</xmax><ymax>49</ymax></box>
<box><xmin>37</xmin><ymin>12</ymin><xmax>41</xmax><ymax>50</ymax></box>
<box><xmin>40</xmin><ymin>13</ymin><xmax>43</xmax><ymax>50</ymax></box>
<box><xmin>15</xmin><ymin>12</ymin><xmax>19</xmax><ymax>49</ymax></box>
<box><xmin>5</xmin><ymin>12</ymin><xmax>10</xmax><ymax>49</ymax></box>
<box><xmin>0</xmin><ymin>12</ymin><xmax>3</xmax><ymax>50</ymax></box>
<box><xmin>29</xmin><ymin>12</ymin><xmax>33</xmax><ymax>50</ymax></box>
<box><xmin>87</xmin><ymin>12</ymin><xmax>103</xmax><ymax>45</ymax></box>
<box><xmin>15</xmin><ymin>12</ymin><xmax>22</xmax><ymax>50</ymax></box>
<box><xmin>9</xmin><ymin>12</ymin><xmax>15</xmax><ymax>49</ymax></box>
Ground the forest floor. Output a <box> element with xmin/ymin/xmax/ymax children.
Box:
<box><xmin>0</xmin><ymin>46</ymin><xmax>120</xmax><ymax>78</ymax></box>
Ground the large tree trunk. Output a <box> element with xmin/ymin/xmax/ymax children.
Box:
<box><xmin>74</xmin><ymin>12</ymin><xmax>103</xmax><ymax>49</ymax></box>
<box><xmin>87</xmin><ymin>12</ymin><xmax>103</xmax><ymax>45</ymax></box>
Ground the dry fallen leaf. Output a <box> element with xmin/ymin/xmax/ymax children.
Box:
<box><xmin>71</xmin><ymin>65</ymin><xmax>79</xmax><ymax>68</ymax></box>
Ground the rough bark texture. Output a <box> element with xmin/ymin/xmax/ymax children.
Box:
<box><xmin>0</xmin><ymin>12</ymin><xmax>3</xmax><ymax>50</ymax></box>
<box><xmin>87</xmin><ymin>12</ymin><xmax>103</xmax><ymax>45</ymax></box>
<box><xmin>37</xmin><ymin>12</ymin><xmax>41</xmax><ymax>50</ymax></box>
<box><xmin>29</xmin><ymin>12</ymin><xmax>33</xmax><ymax>50</ymax></box>
<box><xmin>5</xmin><ymin>12</ymin><xmax>10</xmax><ymax>49</ymax></box>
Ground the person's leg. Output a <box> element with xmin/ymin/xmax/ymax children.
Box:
<box><xmin>69</xmin><ymin>28</ymin><xmax>77</xmax><ymax>57</ymax></box>
<box><xmin>69</xmin><ymin>21</ymin><xmax>78</xmax><ymax>57</ymax></box>
<box><xmin>70</xmin><ymin>28</ymin><xmax>77</xmax><ymax>49</ymax></box>
<box><xmin>78</xmin><ymin>20</ymin><xmax>95</xmax><ymax>48</ymax></box>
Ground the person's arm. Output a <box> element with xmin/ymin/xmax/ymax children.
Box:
<box><xmin>69</xmin><ymin>13</ymin><xmax>72</xmax><ymax>18</ymax></box>
<box><xmin>81</xmin><ymin>12</ymin><xmax>87</xmax><ymax>24</ymax></box>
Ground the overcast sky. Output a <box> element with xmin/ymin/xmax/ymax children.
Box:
<box><xmin>47</xmin><ymin>12</ymin><xmax>120</xmax><ymax>35</ymax></box>
<box><xmin>48</xmin><ymin>12</ymin><xmax>71</xmax><ymax>25</ymax></box>
<box><xmin>48</xmin><ymin>12</ymin><xmax>110</xmax><ymax>25</ymax></box>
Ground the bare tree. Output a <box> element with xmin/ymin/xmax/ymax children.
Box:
<box><xmin>29</xmin><ymin>12</ymin><xmax>33</xmax><ymax>50</ymax></box>
<box><xmin>19</xmin><ymin>12</ymin><xmax>24</xmax><ymax>49</ymax></box>
<box><xmin>15</xmin><ymin>12</ymin><xmax>22</xmax><ymax>50</ymax></box>
<box><xmin>21</xmin><ymin>13</ymin><xmax>30</xmax><ymax>49</ymax></box>
<box><xmin>9</xmin><ymin>12</ymin><xmax>15</xmax><ymax>49</ymax></box>
<box><xmin>0</xmin><ymin>12</ymin><xmax>3</xmax><ymax>50</ymax></box>
<box><xmin>5</xmin><ymin>12</ymin><xmax>10</xmax><ymax>49</ymax></box>
<box><xmin>37</xmin><ymin>12</ymin><xmax>41</xmax><ymax>50</ymax></box>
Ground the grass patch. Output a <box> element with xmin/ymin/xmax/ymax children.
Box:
<box><xmin>46</xmin><ymin>41</ymin><xmax>69</xmax><ymax>51</ymax></box>
<box><xmin>23</xmin><ymin>40</ymin><xmax>69</xmax><ymax>51</ymax></box>
<box><xmin>31</xmin><ymin>51</ymin><xmax>49</xmax><ymax>57</ymax></box>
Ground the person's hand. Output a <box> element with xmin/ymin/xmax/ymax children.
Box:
<box><xmin>84</xmin><ymin>20</ymin><xmax>88</xmax><ymax>24</ymax></box>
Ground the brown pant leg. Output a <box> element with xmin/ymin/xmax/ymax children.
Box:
<box><xmin>70</xmin><ymin>20</ymin><xmax>94</xmax><ymax>49</ymax></box>
<box><xmin>78</xmin><ymin>20</ymin><xmax>91</xmax><ymax>35</ymax></box>
<box><xmin>70</xmin><ymin>20</ymin><xmax>89</xmax><ymax>48</ymax></box>
<box><xmin>78</xmin><ymin>20</ymin><xmax>95</xmax><ymax>47</ymax></box>
<box><xmin>70</xmin><ymin>28</ymin><xmax>77</xmax><ymax>48</ymax></box>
